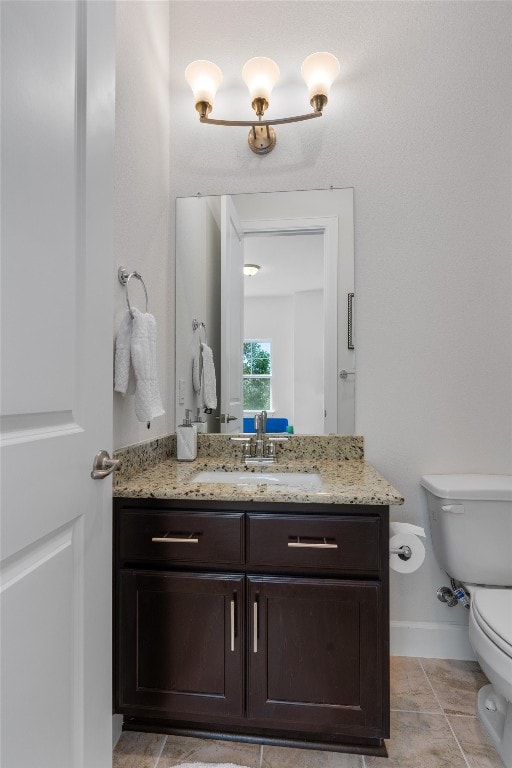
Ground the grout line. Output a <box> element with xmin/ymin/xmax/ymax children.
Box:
<box><xmin>418</xmin><ymin>658</ymin><xmax>471</xmax><ymax>768</ymax></box>
<box><xmin>153</xmin><ymin>733</ymin><xmax>167</xmax><ymax>768</ymax></box>
<box><xmin>391</xmin><ymin>707</ymin><xmax>448</xmax><ymax>715</ymax></box>
<box><xmin>259</xmin><ymin>743</ymin><xmax>263</xmax><ymax>768</ymax></box>
<box><xmin>414</xmin><ymin>657</ymin><xmax>444</xmax><ymax>714</ymax></box>
<box><xmin>361</xmin><ymin>755</ymin><xmax>366</xmax><ymax>768</ymax></box>
<box><xmin>442</xmin><ymin>717</ymin><xmax>472</xmax><ymax>768</ymax></box>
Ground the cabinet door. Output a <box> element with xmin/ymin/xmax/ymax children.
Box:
<box><xmin>117</xmin><ymin>571</ymin><xmax>244</xmax><ymax>720</ymax></box>
<box><xmin>247</xmin><ymin>576</ymin><xmax>384</xmax><ymax>739</ymax></box>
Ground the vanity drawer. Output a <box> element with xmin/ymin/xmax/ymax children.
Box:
<box><xmin>119</xmin><ymin>510</ymin><xmax>244</xmax><ymax>565</ymax></box>
<box><xmin>247</xmin><ymin>514</ymin><xmax>380</xmax><ymax>573</ymax></box>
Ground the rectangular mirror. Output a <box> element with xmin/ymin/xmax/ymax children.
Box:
<box><xmin>175</xmin><ymin>188</ymin><xmax>355</xmax><ymax>435</ymax></box>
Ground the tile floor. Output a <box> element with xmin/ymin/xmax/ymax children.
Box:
<box><xmin>113</xmin><ymin>657</ymin><xmax>504</xmax><ymax>768</ymax></box>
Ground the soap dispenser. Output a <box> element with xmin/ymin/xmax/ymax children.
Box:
<box><xmin>177</xmin><ymin>409</ymin><xmax>197</xmax><ymax>461</ymax></box>
<box><xmin>192</xmin><ymin>407</ymin><xmax>207</xmax><ymax>434</ymax></box>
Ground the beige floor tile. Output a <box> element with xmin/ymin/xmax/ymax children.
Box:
<box><xmin>390</xmin><ymin>656</ymin><xmax>442</xmax><ymax>713</ymax></box>
<box><xmin>261</xmin><ymin>744</ymin><xmax>362</xmax><ymax>768</ymax></box>
<box><xmin>113</xmin><ymin>731</ymin><xmax>167</xmax><ymax>768</ymax></box>
<box><xmin>421</xmin><ymin>658</ymin><xmax>488</xmax><ymax>716</ymax></box>
<box><xmin>448</xmin><ymin>715</ymin><xmax>505</xmax><ymax>768</ymax></box>
<box><xmin>365</xmin><ymin>711</ymin><xmax>467</xmax><ymax>768</ymax></box>
<box><xmin>155</xmin><ymin>734</ymin><xmax>261</xmax><ymax>767</ymax></box>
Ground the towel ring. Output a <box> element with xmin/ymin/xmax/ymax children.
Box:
<box><xmin>192</xmin><ymin>319</ymin><xmax>208</xmax><ymax>344</ymax></box>
<box><xmin>118</xmin><ymin>267</ymin><xmax>148</xmax><ymax>317</ymax></box>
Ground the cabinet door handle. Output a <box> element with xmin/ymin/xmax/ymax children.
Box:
<box><xmin>151</xmin><ymin>534</ymin><xmax>199</xmax><ymax>544</ymax></box>
<box><xmin>288</xmin><ymin>536</ymin><xmax>338</xmax><ymax>549</ymax></box>
<box><xmin>230</xmin><ymin>597</ymin><xmax>235</xmax><ymax>652</ymax></box>
<box><xmin>253</xmin><ymin>599</ymin><xmax>258</xmax><ymax>654</ymax></box>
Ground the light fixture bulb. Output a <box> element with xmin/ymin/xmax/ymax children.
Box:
<box><xmin>242</xmin><ymin>57</ymin><xmax>280</xmax><ymax>104</ymax></box>
<box><xmin>301</xmin><ymin>52</ymin><xmax>340</xmax><ymax>102</ymax></box>
<box><xmin>243</xmin><ymin>263</ymin><xmax>261</xmax><ymax>277</ymax></box>
<box><xmin>185</xmin><ymin>60</ymin><xmax>223</xmax><ymax>110</ymax></box>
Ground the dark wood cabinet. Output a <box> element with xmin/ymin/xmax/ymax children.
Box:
<box><xmin>114</xmin><ymin>499</ymin><xmax>389</xmax><ymax>755</ymax></box>
<box><xmin>247</xmin><ymin>576</ymin><xmax>383</xmax><ymax>739</ymax></box>
<box><xmin>118</xmin><ymin>570</ymin><xmax>244</xmax><ymax>720</ymax></box>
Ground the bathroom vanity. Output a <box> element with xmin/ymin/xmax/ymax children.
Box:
<box><xmin>113</xmin><ymin>435</ymin><xmax>403</xmax><ymax>756</ymax></box>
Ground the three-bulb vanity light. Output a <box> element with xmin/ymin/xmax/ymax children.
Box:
<box><xmin>185</xmin><ymin>53</ymin><xmax>340</xmax><ymax>155</ymax></box>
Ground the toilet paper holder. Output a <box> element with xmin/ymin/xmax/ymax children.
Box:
<box><xmin>390</xmin><ymin>544</ymin><xmax>412</xmax><ymax>561</ymax></box>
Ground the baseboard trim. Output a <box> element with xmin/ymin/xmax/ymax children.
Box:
<box><xmin>390</xmin><ymin>620</ymin><xmax>476</xmax><ymax>660</ymax></box>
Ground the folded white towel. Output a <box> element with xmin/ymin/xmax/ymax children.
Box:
<box><xmin>130</xmin><ymin>309</ymin><xmax>165</xmax><ymax>422</ymax></box>
<box><xmin>114</xmin><ymin>310</ymin><xmax>135</xmax><ymax>394</ymax></box>
<box><xmin>200</xmin><ymin>342</ymin><xmax>217</xmax><ymax>411</ymax></box>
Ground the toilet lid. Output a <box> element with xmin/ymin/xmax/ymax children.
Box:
<box><xmin>420</xmin><ymin>474</ymin><xmax>512</xmax><ymax>500</ymax></box>
<box><xmin>472</xmin><ymin>589</ymin><xmax>512</xmax><ymax>659</ymax></box>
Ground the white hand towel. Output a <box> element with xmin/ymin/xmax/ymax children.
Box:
<box><xmin>130</xmin><ymin>309</ymin><xmax>165</xmax><ymax>422</ymax></box>
<box><xmin>200</xmin><ymin>342</ymin><xmax>217</xmax><ymax>410</ymax></box>
<box><xmin>114</xmin><ymin>310</ymin><xmax>135</xmax><ymax>394</ymax></box>
<box><xmin>192</xmin><ymin>333</ymin><xmax>202</xmax><ymax>394</ymax></box>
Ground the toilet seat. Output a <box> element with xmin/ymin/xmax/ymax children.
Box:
<box><xmin>472</xmin><ymin>588</ymin><xmax>512</xmax><ymax>660</ymax></box>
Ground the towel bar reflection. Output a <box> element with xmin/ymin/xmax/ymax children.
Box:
<box><xmin>118</xmin><ymin>266</ymin><xmax>149</xmax><ymax>317</ymax></box>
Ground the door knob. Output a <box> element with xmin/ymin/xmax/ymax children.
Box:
<box><xmin>91</xmin><ymin>450</ymin><xmax>120</xmax><ymax>480</ymax></box>
<box><xmin>216</xmin><ymin>413</ymin><xmax>238</xmax><ymax>423</ymax></box>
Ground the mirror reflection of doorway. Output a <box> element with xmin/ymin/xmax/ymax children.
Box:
<box><xmin>243</xmin><ymin>231</ymin><xmax>325</xmax><ymax>434</ymax></box>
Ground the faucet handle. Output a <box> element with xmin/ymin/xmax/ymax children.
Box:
<box><xmin>230</xmin><ymin>435</ymin><xmax>253</xmax><ymax>459</ymax></box>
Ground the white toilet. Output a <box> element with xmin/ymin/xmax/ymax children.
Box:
<box><xmin>420</xmin><ymin>474</ymin><xmax>512</xmax><ymax>768</ymax></box>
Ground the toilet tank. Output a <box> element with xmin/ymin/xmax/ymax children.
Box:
<box><xmin>420</xmin><ymin>474</ymin><xmax>512</xmax><ymax>586</ymax></box>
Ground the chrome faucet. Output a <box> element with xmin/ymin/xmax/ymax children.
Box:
<box><xmin>254</xmin><ymin>410</ymin><xmax>267</xmax><ymax>439</ymax></box>
<box><xmin>230</xmin><ymin>410</ymin><xmax>288</xmax><ymax>464</ymax></box>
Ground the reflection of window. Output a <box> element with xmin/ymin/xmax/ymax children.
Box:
<box><xmin>243</xmin><ymin>340</ymin><xmax>272</xmax><ymax>411</ymax></box>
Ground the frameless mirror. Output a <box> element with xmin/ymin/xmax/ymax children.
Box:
<box><xmin>175</xmin><ymin>188</ymin><xmax>355</xmax><ymax>435</ymax></box>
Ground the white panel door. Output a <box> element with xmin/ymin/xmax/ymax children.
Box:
<box><xmin>0</xmin><ymin>3</ymin><xmax>115</xmax><ymax>767</ymax></box>
<box><xmin>220</xmin><ymin>196</ymin><xmax>244</xmax><ymax>433</ymax></box>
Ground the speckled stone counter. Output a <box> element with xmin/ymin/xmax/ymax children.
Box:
<box><xmin>113</xmin><ymin>434</ymin><xmax>404</xmax><ymax>506</ymax></box>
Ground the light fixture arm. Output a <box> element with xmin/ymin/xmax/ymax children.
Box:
<box><xmin>198</xmin><ymin>109</ymin><xmax>324</xmax><ymax>155</ymax></box>
<box><xmin>198</xmin><ymin>109</ymin><xmax>323</xmax><ymax>128</ymax></box>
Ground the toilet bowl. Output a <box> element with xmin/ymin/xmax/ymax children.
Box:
<box><xmin>469</xmin><ymin>588</ymin><xmax>512</xmax><ymax>766</ymax></box>
<box><xmin>420</xmin><ymin>474</ymin><xmax>512</xmax><ymax>768</ymax></box>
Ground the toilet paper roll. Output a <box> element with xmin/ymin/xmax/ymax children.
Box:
<box><xmin>390</xmin><ymin>521</ymin><xmax>425</xmax><ymax>538</ymax></box>
<box><xmin>389</xmin><ymin>522</ymin><xmax>426</xmax><ymax>574</ymax></box>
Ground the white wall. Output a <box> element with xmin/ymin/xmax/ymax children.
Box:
<box><xmin>113</xmin><ymin>0</ymin><xmax>172</xmax><ymax>450</ymax></box>
<box><xmin>244</xmin><ymin>295</ymin><xmax>295</xmax><ymax>423</ymax></box>
<box><xmin>294</xmin><ymin>290</ymin><xmax>324</xmax><ymax>434</ymax></box>
<box><xmin>168</xmin><ymin>1</ymin><xmax>512</xmax><ymax>657</ymax></box>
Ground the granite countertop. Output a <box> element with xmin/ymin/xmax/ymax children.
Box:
<box><xmin>113</xmin><ymin>456</ymin><xmax>404</xmax><ymax>506</ymax></box>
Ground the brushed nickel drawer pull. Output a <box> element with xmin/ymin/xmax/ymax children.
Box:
<box><xmin>253</xmin><ymin>599</ymin><xmax>258</xmax><ymax>653</ymax></box>
<box><xmin>151</xmin><ymin>533</ymin><xmax>199</xmax><ymax>544</ymax></box>
<box><xmin>288</xmin><ymin>536</ymin><xmax>338</xmax><ymax>549</ymax></box>
<box><xmin>230</xmin><ymin>598</ymin><xmax>235</xmax><ymax>652</ymax></box>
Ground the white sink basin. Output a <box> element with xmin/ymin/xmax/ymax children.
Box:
<box><xmin>192</xmin><ymin>470</ymin><xmax>323</xmax><ymax>491</ymax></box>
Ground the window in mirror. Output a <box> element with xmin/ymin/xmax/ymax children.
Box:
<box><xmin>243</xmin><ymin>340</ymin><xmax>272</xmax><ymax>412</ymax></box>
